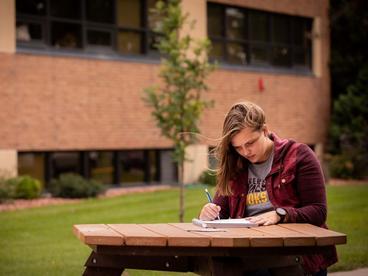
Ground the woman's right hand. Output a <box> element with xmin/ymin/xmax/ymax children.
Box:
<box><xmin>199</xmin><ymin>203</ymin><xmax>221</xmax><ymax>220</ymax></box>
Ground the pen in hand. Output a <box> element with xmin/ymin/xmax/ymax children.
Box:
<box><xmin>205</xmin><ymin>188</ymin><xmax>221</xmax><ymax>220</ymax></box>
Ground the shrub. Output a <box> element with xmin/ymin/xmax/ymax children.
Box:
<box><xmin>328</xmin><ymin>154</ymin><xmax>355</xmax><ymax>179</ymax></box>
<box><xmin>198</xmin><ymin>170</ymin><xmax>217</xmax><ymax>186</ymax></box>
<box><xmin>4</xmin><ymin>176</ymin><xmax>41</xmax><ymax>199</ymax></box>
<box><xmin>49</xmin><ymin>173</ymin><xmax>105</xmax><ymax>198</ymax></box>
<box><xmin>0</xmin><ymin>178</ymin><xmax>15</xmax><ymax>203</ymax></box>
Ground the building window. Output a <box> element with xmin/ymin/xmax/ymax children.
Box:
<box><xmin>18</xmin><ymin>152</ymin><xmax>45</xmax><ymax>187</ymax></box>
<box><xmin>16</xmin><ymin>0</ymin><xmax>162</xmax><ymax>57</ymax></box>
<box><xmin>89</xmin><ymin>151</ymin><xmax>114</xmax><ymax>185</ymax></box>
<box><xmin>207</xmin><ymin>3</ymin><xmax>312</xmax><ymax>71</ymax></box>
<box><xmin>17</xmin><ymin>149</ymin><xmax>169</xmax><ymax>189</ymax></box>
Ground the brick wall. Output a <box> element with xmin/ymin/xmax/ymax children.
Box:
<box><xmin>0</xmin><ymin>52</ymin><xmax>328</xmax><ymax>150</ymax></box>
<box><xmin>0</xmin><ymin>0</ymin><xmax>330</xmax><ymax>151</ymax></box>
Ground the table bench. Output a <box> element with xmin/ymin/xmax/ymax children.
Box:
<box><xmin>73</xmin><ymin>223</ymin><xmax>346</xmax><ymax>276</ymax></box>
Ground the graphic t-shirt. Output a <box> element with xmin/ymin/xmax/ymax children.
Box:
<box><xmin>245</xmin><ymin>148</ymin><xmax>274</xmax><ymax>216</ymax></box>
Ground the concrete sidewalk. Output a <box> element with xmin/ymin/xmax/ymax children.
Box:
<box><xmin>330</xmin><ymin>268</ymin><xmax>368</xmax><ymax>275</ymax></box>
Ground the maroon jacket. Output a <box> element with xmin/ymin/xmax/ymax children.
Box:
<box><xmin>213</xmin><ymin>133</ymin><xmax>337</xmax><ymax>273</ymax></box>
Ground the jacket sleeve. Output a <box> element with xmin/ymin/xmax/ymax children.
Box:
<box><xmin>213</xmin><ymin>193</ymin><xmax>230</xmax><ymax>219</ymax></box>
<box><xmin>284</xmin><ymin>144</ymin><xmax>327</xmax><ymax>226</ymax></box>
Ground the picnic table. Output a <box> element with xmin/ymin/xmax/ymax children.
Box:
<box><xmin>73</xmin><ymin>223</ymin><xmax>346</xmax><ymax>276</ymax></box>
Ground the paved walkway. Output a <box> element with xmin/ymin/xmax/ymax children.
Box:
<box><xmin>330</xmin><ymin>268</ymin><xmax>368</xmax><ymax>275</ymax></box>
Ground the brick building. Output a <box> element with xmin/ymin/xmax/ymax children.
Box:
<box><xmin>0</xmin><ymin>0</ymin><xmax>330</xmax><ymax>188</ymax></box>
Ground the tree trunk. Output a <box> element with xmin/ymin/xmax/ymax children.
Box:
<box><xmin>178</xmin><ymin>162</ymin><xmax>184</xmax><ymax>222</ymax></box>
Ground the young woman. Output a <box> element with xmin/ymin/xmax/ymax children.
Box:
<box><xmin>199</xmin><ymin>101</ymin><xmax>337</xmax><ymax>275</ymax></box>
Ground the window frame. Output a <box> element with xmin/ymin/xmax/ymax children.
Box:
<box><xmin>207</xmin><ymin>2</ymin><xmax>313</xmax><ymax>72</ymax></box>
<box><xmin>15</xmin><ymin>0</ymin><xmax>162</xmax><ymax>58</ymax></box>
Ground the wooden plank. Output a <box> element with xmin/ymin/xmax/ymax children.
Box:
<box><xmin>107</xmin><ymin>224</ymin><xmax>167</xmax><ymax>246</ymax></box>
<box><xmin>226</xmin><ymin>227</ymin><xmax>284</xmax><ymax>247</ymax></box>
<box><xmin>170</xmin><ymin>223</ymin><xmax>250</xmax><ymax>247</ymax></box>
<box><xmin>73</xmin><ymin>224</ymin><xmax>124</xmax><ymax>246</ymax></box>
<box><xmin>141</xmin><ymin>224</ymin><xmax>211</xmax><ymax>247</ymax></box>
<box><xmin>170</xmin><ymin>223</ymin><xmax>282</xmax><ymax>248</ymax></box>
<box><xmin>280</xmin><ymin>224</ymin><xmax>347</xmax><ymax>246</ymax></box>
<box><xmin>253</xmin><ymin>225</ymin><xmax>315</xmax><ymax>247</ymax></box>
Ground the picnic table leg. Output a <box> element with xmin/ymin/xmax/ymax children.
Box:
<box><xmin>83</xmin><ymin>251</ymin><xmax>124</xmax><ymax>276</ymax></box>
<box><xmin>210</xmin><ymin>257</ymin><xmax>244</xmax><ymax>276</ymax></box>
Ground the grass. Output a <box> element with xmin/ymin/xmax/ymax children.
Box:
<box><xmin>0</xmin><ymin>184</ymin><xmax>367</xmax><ymax>275</ymax></box>
<box><xmin>326</xmin><ymin>184</ymin><xmax>368</xmax><ymax>272</ymax></box>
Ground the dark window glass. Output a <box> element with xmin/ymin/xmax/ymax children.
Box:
<box><xmin>147</xmin><ymin>33</ymin><xmax>162</xmax><ymax>55</ymax></box>
<box><xmin>225</xmin><ymin>7</ymin><xmax>246</xmax><ymax>40</ymax></box>
<box><xmin>16</xmin><ymin>0</ymin><xmax>46</xmax><ymax>15</ymax></box>
<box><xmin>148</xmin><ymin>150</ymin><xmax>159</xmax><ymax>182</ymax></box>
<box><xmin>294</xmin><ymin>47</ymin><xmax>308</xmax><ymax>67</ymax></box>
<box><xmin>209</xmin><ymin>40</ymin><xmax>224</xmax><ymax>61</ymax></box>
<box><xmin>208</xmin><ymin>4</ymin><xmax>222</xmax><ymax>37</ymax></box>
<box><xmin>272</xmin><ymin>15</ymin><xmax>290</xmax><ymax>44</ymax></box>
<box><xmin>87</xmin><ymin>30</ymin><xmax>112</xmax><ymax>47</ymax></box>
<box><xmin>249</xmin><ymin>11</ymin><xmax>268</xmax><ymax>42</ymax></box>
<box><xmin>51</xmin><ymin>22</ymin><xmax>82</xmax><ymax>49</ymax></box>
<box><xmin>207</xmin><ymin>3</ymin><xmax>312</xmax><ymax>71</ymax></box>
<box><xmin>52</xmin><ymin>152</ymin><xmax>80</xmax><ymax>179</ymax></box>
<box><xmin>250</xmin><ymin>45</ymin><xmax>269</xmax><ymax>65</ymax></box>
<box><xmin>50</xmin><ymin>0</ymin><xmax>81</xmax><ymax>19</ymax></box>
<box><xmin>16</xmin><ymin>0</ymin><xmax>164</xmax><ymax>57</ymax></box>
<box><xmin>117</xmin><ymin>0</ymin><xmax>141</xmax><ymax>28</ymax></box>
<box><xmin>227</xmin><ymin>43</ymin><xmax>247</xmax><ymax>65</ymax></box>
<box><xmin>89</xmin><ymin>151</ymin><xmax>113</xmax><ymax>185</ymax></box>
<box><xmin>293</xmin><ymin>17</ymin><xmax>306</xmax><ymax>46</ymax></box>
<box><xmin>16</xmin><ymin>21</ymin><xmax>43</xmax><ymax>41</ymax></box>
<box><xmin>120</xmin><ymin>151</ymin><xmax>145</xmax><ymax>184</ymax></box>
<box><xmin>18</xmin><ymin>152</ymin><xmax>45</xmax><ymax>186</ymax></box>
<box><xmin>86</xmin><ymin>0</ymin><xmax>114</xmax><ymax>23</ymax></box>
<box><xmin>271</xmin><ymin>45</ymin><xmax>291</xmax><ymax>67</ymax></box>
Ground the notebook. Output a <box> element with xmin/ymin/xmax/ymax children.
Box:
<box><xmin>192</xmin><ymin>218</ymin><xmax>258</xmax><ymax>228</ymax></box>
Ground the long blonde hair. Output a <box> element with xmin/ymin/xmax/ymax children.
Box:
<box><xmin>215</xmin><ymin>101</ymin><xmax>266</xmax><ymax>196</ymax></box>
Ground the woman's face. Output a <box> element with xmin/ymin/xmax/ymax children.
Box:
<box><xmin>230</xmin><ymin>127</ymin><xmax>269</xmax><ymax>163</ymax></box>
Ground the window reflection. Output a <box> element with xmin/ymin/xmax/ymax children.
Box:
<box><xmin>89</xmin><ymin>151</ymin><xmax>113</xmax><ymax>185</ymax></box>
<box><xmin>52</xmin><ymin>152</ymin><xmax>80</xmax><ymax>179</ymax></box>
<box><xmin>51</xmin><ymin>22</ymin><xmax>82</xmax><ymax>49</ymax></box>
<box><xmin>16</xmin><ymin>22</ymin><xmax>42</xmax><ymax>42</ymax></box>
<box><xmin>207</xmin><ymin>3</ymin><xmax>312</xmax><ymax>70</ymax></box>
<box><xmin>16</xmin><ymin>0</ymin><xmax>46</xmax><ymax>15</ymax></box>
<box><xmin>117</xmin><ymin>31</ymin><xmax>141</xmax><ymax>54</ymax></box>
<box><xmin>120</xmin><ymin>151</ymin><xmax>145</xmax><ymax>184</ymax></box>
<box><xmin>208</xmin><ymin>4</ymin><xmax>222</xmax><ymax>37</ymax></box>
<box><xmin>250</xmin><ymin>11</ymin><xmax>268</xmax><ymax>42</ymax></box>
<box><xmin>18</xmin><ymin>153</ymin><xmax>45</xmax><ymax>187</ymax></box>
<box><xmin>117</xmin><ymin>0</ymin><xmax>141</xmax><ymax>28</ymax></box>
<box><xmin>226</xmin><ymin>8</ymin><xmax>246</xmax><ymax>40</ymax></box>
<box><xmin>227</xmin><ymin>43</ymin><xmax>247</xmax><ymax>65</ymax></box>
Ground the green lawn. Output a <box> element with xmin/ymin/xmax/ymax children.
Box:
<box><xmin>0</xmin><ymin>185</ymin><xmax>367</xmax><ymax>275</ymax></box>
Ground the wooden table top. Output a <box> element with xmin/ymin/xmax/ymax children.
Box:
<box><xmin>73</xmin><ymin>223</ymin><xmax>346</xmax><ymax>248</ymax></box>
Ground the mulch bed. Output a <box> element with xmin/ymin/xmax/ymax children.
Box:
<box><xmin>0</xmin><ymin>184</ymin><xmax>171</xmax><ymax>212</ymax></box>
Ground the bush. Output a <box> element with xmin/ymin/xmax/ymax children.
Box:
<box><xmin>49</xmin><ymin>173</ymin><xmax>105</xmax><ymax>198</ymax></box>
<box><xmin>328</xmin><ymin>154</ymin><xmax>355</xmax><ymax>179</ymax></box>
<box><xmin>5</xmin><ymin>176</ymin><xmax>42</xmax><ymax>199</ymax></box>
<box><xmin>0</xmin><ymin>178</ymin><xmax>15</xmax><ymax>203</ymax></box>
<box><xmin>198</xmin><ymin>170</ymin><xmax>217</xmax><ymax>186</ymax></box>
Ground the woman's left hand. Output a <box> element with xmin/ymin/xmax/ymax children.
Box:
<box><xmin>246</xmin><ymin>211</ymin><xmax>281</xmax><ymax>226</ymax></box>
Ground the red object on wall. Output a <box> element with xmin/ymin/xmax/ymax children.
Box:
<box><xmin>258</xmin><ymin>77</ymin><xmax>265</xmax><ymax>92</ymax></box>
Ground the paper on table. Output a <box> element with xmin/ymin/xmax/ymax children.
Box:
<box><xmin>192</xmin><ymin>218</ymin><xmax>258</xmax><ymax>228</ymax></box>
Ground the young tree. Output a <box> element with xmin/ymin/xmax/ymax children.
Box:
<box><xmin>143</xmin><ymin>0</ymin><xmax>215</xmax><ymax>222</ymax></box>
